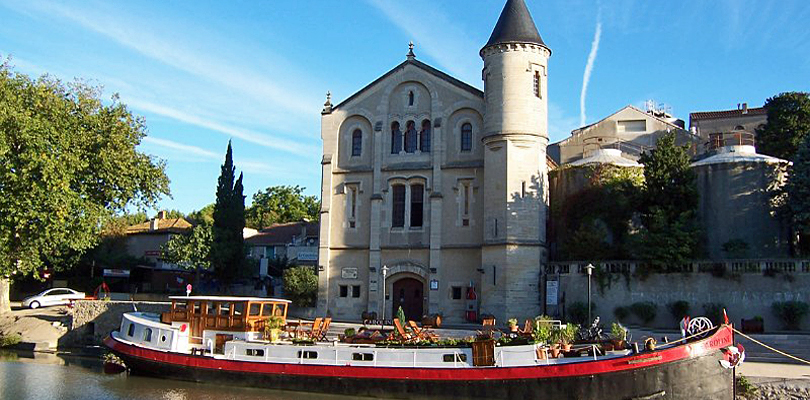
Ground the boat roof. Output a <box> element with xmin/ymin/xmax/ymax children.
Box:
<box><xmin>169</xmin><ymin>296</ymin><xmax>291</xmax><ymax>303</ymax></box>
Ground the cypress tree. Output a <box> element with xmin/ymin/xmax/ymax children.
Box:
<box><xmin>211</xmin><ymin>141</ymin><xmax>247</xmax><ymax>284</ymax></box>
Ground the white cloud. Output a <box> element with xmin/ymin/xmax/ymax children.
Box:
<box><xmin>580</xmin><ymin>18</ymin><xmax>602</xmax><ymax>127</ymax></box>
<box><xmin>142</xmin><ymin>137</ymin><xmax>220</xmax><ymax>160</ymax></box>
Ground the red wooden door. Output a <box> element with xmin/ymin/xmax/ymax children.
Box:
<box><xmin>392</xmin><ymin>278</ymin><xmax>424</xmax><ymax>322</ymax></box>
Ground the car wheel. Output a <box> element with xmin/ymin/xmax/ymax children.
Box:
<box><xmin>30</xmin><ymin>301</ymin><xmax>40</xmax><ymax>309</ymax></box>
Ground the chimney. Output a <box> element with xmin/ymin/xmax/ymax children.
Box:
<box><xmin>157</xmin><ymin>210</ymin><xmax>167</xmax><ymax>219</ymax></box>
<box><xmin>742</xmin><ymin>103</ymin><xmax>748</xmax><ymax>114</ymax></box>
<box><xmin>149</xmin><ymin>218</ymin><xmax>159</xmax><ymax>231</ymax></box>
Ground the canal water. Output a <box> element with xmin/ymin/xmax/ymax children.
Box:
<box><xmin>0</xmin><ymin>350</ymin><xmax>354</xmax><ymax>400</ymax></box>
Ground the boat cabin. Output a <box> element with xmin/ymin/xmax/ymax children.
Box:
<box><xmin>161</xmin><ymin>296</ymin><xmax>291</xmax><ymax>344</ymax></box>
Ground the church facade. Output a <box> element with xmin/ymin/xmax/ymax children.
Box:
<box><xmin>317</xmin><ymin>0</ymin><xmax>550</xmax><ymax>324</ymax></box>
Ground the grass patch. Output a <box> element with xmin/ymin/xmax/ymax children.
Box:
<box><xmin>0</xmin><ymin>333</ymin><xmax>22</xmax><ymax>347</ymax></box>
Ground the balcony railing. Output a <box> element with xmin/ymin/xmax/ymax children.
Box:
<box><xmin>544</xmin><ymin>259</ymin><xmax>810</xmax><ymax>275</ymax></box>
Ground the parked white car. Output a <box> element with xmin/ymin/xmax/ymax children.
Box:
<box><xmin>22</xmin><ymin>288</ymin><xmax>86</xmax><ymax>309</ymax></box>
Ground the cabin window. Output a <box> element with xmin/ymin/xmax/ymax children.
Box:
<box><xmin>220</xmin><ymin>303</ymin><xmax>231</xmax><ymax>316</ymax></box>
<box><xmin>246</xmin><ymin>348</ymin><xmax>265</xmax><ymax>357</ymax></box>
<box><xmin>443</xmin><ymin>353</ymin><xmax>467</xmax><ymax>362</ymax></box>
<box><xmin>143</xmin><ymin>328</ymin><xmax>153</xmax><ymax>342</ymax></box>
<box><xmin>452</xmin><ymin>286</ymin><xmax>462</xmax><ymax>300</ymax></box>
<box><xmin>206</xmin><ymin>301</ymin><xmax>215</xmax><ymax>315</ymax></box>
<box><xmin>275</xmin><ymin>303</ymin><xmax>287</xmax><ymax>317</ymax></box>
<box><xmin>352</xmin><ymin>353</ymin><xmax>374</xmax><ymax>361</ymax></box>
<box><xmin>249</xmin><ymin>304</ymin><xmax>261</xmax><ymax>316</ymax></box>
<box><xmin>127</xmin><ymin>323</ymin><xmax>135</xmax><ymax>337</ymax></box>
<box><xmin>192</xmin><ymin>302</ymin><xmax>201</xmax><ymax>314</ymax></box>
<box><xmin>261</xmin><ymin>304</ymin><xmax>272</xmax><ymax>317</ymax></box>
<box><xmin>298</xmin><ymin>351</ymin><xmax>318</xmax><ymax>359</ymax></box>
<box><xmin>161</xmin><ymin>335</ymin><xmax>167</xmax><ymax>343</ymax></box>
<box><xmin>233</xmin><ymin>303</ymin><xmax>244</xmax><ymax>316</ymax></box>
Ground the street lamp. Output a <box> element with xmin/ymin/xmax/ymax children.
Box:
<box><xmin>381</xmin><ymin>265</ymin><xmax>389</xmax><ymax>329</ymax></box>
<box><xmin>585</xmin><ymin>263</ymin><xmax>594</xmax><ymax>324</ymax></box>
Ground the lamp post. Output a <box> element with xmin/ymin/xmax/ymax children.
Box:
<box><xmin>585</xmin><ymin>263</ymin><xmax>594</xmax><ymax>324</ymax></box>
<box><xmin>381</xmin><ymin>265</ymin><xmax>389</xmax><ymax>329</ymax></box>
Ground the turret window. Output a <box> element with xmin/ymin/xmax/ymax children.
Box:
<box><xmin>533</xmin><ymin>71</ymin><xmax>541</xmax><ymax>98</ymax></box>
<box><xmin>351</xmin><ymin>129</ymin><xmax>362</xmax><ymax>157</ymax></box>
<box><xmin>461</xmin><ymin>123</ymin><xmax>473</xmax><ymax>152</ymax></box>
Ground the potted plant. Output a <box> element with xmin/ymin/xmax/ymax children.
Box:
<box><xmin>531</xmin><ymin>319</ymin><xmax>552</xmax><ymax>346</ymax></box>
<box><xmin>611</xmin><ymin>322</ymin><xmax>628</xmax><ymax>349</ymax></box>
<box><xmin>549</xmin><ymin>328</ymin><xmax>562</xmax><ymax>358</ymax></box>
<box><xmin>560</xmin><ymin>323</ymin><xmax>578</xmax><ymax>352</ymax></box>
<box><xmin>263</xmin><ymin>316</ymin><xmax>285</xmax><ymax>343</ymax></box>
<box><xmin>508</xmin><ymin>318</ymin><xmax>519</xmax><ymax>333</ymax></box>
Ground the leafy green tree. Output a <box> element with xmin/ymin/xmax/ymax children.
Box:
<box><xmin>756</xmin><ymin>92</ymin><xmax>810</xmax><ymax>160</ymax></box>
<box><xmin>282</xmin><ymin>266</ymin><xmax>317</xmax><ymax>306</ymax></box>
<box><xmin>210</xmin><ymin>141</ymin><xmax>246</xmax><ymax>284</ymax></box>
<box><xmin>786</xmin><ymin>134</ymin><xmax>810</xmax><ymax>254</ymax></box>
<box><xmin>187</xmin><ymin>203</ymin><xmax>215</xmax><ymax>226</ymax></box>
<box><xmin>0</xmin><ymin>61</ymin><xmax>169</xmax><ymax>312</ymax></box>
<box><xmin>634</xmin><ymin>133</ymin><xmax>700</xmax><ymax>272</ymax></box>
<box><xmin>246</xmin><ymin>185</ymin><xmax>320</xmax><ymax>229</ymax></box>
<box><xmin>162</xmin><ymin>222</ymin><xmax>212</xmax><ymax>270</ymax></box>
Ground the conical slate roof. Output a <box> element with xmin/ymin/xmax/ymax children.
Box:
<box><xmin>484</xmin><ymin>0</ymin><xmax>546</xmax><ymax>49</ymax></box>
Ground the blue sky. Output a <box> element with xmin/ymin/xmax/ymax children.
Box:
<box><xmin>2</xmin><ymin>0</ymin><xmax>809</xmax><ymax>214</ymax></box>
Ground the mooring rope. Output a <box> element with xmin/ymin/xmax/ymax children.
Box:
<box><xmin>732</xmin><ymin>327</ymin><xmax>810</xmax><ymax>366</ymax></box>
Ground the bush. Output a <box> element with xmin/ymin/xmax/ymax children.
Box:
<box><xmin>630</xmin><ymin>302</ymin><xmax>658</xmax><ymax>325</ymax></box>
<box><xmin>282</xmin><ymin>266</ymin><xmax>318</xmax><ymax>306</ymax></box>
<box><xmin>667</xmin><ymin>300</ymin><xmax>690</xmax><ymax>321</ymax></box>
<box><xmin>613</xmin><ymin>306</ymin><xmax>629</xmax><ymax>322</ymax></box>
<box><xmin>567</xmin><ymin>302</ymin><xmax>595</xmax><ymax>325</ymax></box>
<box><xmin>0</xmin><ymin>333</ymin><xmax>22</xmax><ymax>347</ymax></box>
<box><xmin>772</xmin><ymin>301</ymin><xmax>810</xmax><ymax>330</ymax></box>
<box><xmin>702</xmin><ymin>303</ymin><xmax>726</xmax><ymax>325</ymax></box>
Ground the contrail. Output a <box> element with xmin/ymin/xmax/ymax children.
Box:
<box><xmin>580</xmin><ymin>19</ymin><xmax>602</xmax><ymax>127</ymax></box>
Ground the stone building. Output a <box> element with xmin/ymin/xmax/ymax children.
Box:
<box><xmin>317</xmin><ymin>0</ymin><xmax>549</xmax><ymax>323</ymax></box>
<box><xmin>246</xmin><ymin>221</ymin><xmax>319</xmax><ymax>276</ymax></box>
<box><xmin>689</xmin><ymin>103</ymin><xmax>767</xmax><ymax>148</ymax></box>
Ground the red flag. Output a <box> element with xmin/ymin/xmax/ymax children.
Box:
<box><xmin>722</xmin><ymin>308</ymin><xmax>729</xmax><ymax>325</ymax></box>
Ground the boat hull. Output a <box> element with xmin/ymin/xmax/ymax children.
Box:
<box><xmin>104</xmin><ymin>327</ymin><xmax>734</xmax><ymax>400</ymax></box>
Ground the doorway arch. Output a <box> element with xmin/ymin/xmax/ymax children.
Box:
<box><xmin>391</xmin><ymin>277</ymin><xmax>424</xmax><ymax>322</ymax></box>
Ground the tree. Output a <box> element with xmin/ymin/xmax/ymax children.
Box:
<box><xmin>283</xmin><ymin>266</ymin><xmax>317</xmax><ymax>306</ymax></box>
<box><xmin>756</xmin><ymin>92</ymin><xmax>810</xmax><ymax>160</ymax></box>
<box><xmin>162</xmin><ymin>222</ymin><xmax>212</xmax><ymax>271</ymax></box>
<box><xmin>246</xmin><ymin>185</ymin><xmax>320</xmax><ymax>229</ymax></box>
<box><xmin>187</xmin><ymin>203</ymin><xmax>215</xmax><ymax>226</ymax></box>
<box><xmin>0</xmin><ymin>62</ymin><xmax>169</xmax><ymax>312</ymax></box>
<box><xmin>786</xmin><ymin>134</ymin><xmax>810</xmax><ymax>254</ymax></box>
<box><xmin>210</xmin><ymin>141</ymin><xmax>246</xmax><ymax>284</ymax></box>
<box><xmin>634</xmin><ymin>133</ymin><xmax>700</xmax><ymax>272</ymax></box>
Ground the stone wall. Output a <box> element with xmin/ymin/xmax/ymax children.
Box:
<box><xmin>60</xmin><ymin>300</ymin><xmax>171</xmax><ymax>347</ymax></box>
<box><xmin>543</xmin><ymin>261</ymin><xmax>810</xmax><ymax>332</ymax></box>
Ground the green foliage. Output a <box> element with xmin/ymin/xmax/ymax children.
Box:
<box><xmin>210</xmin><ymin>141</ymin><xmax>247</xmax><ymax>283</ymax></box>
<box><xmin>633</xmin><ymin>134</ymin><xmax>701</xmax><ymax>272</ymax></box>
<box><xmin>162</xmin><ymin>223</ymin><xmax>212</xmax><ymax>270</ymax></box>
<box><xmin>735</xmin><ymin>375</ymin><xmax>758</xmax><ymax>397</ymax></box>
<box><xmin>610</xmin><ymin>322</ymin><xmax>627</xmax><ymax>341</ymax></box>
<box><xmin>266</xmin><ymin>255</ymin><xmax>298</xmax><ymax>278</ymax></box>
<box><xmin>532</xmin><ymin>318</ymin><xmax>553</xmax><ymax>344</ymax></box>
<box><xmin>756</xmin><ymin>92</ymin><xmax>810</xmax><ymax>160</ymax></box>
<box><xmin>187</xmin><ymin>204</ymin><xmax>215</xmax><ymax>226</ymax></box>
<box><xmin>560</xmin><ymin>323</ymin><xmax>579</xmax><ymax>345</ymax></box>
<box><xmin>245</xmin><ymin>185</ymin><xmax>320</xmax><ymax>229</ymax></box>
<box><xmin>0</xmin><ymin>333</ymin><xmax>21</xmax><ymax>347</ymax></box>
<box><xmin>396</xmin><ymin>306</ymin><xmax>406</xmax><ymax>325</ymax></box>
<box><xmin>721</xmin><ymin>239</ymin><xmax>749</xmax><ymax>259</ymax></box>
<box><xmin>264</xmin><ymin>315</ymin><xmax>285</xmax><ymax>330</ymax></box>
<box><xmin>567</xmin><ymin>301</ymin><xmax>594</xmax><ymax>325</ymax></box>
<box><xmin>702</xmin><ymin>303</ymin><xmax>726</xmax><ymax>325</ymax></box>
<box><xmin>667</xmin><ymin>300</ymin><xmax>691</xmax><ymax>321</ymax></box>
<box><xmin>344</xmin><ymin>328</ymin><xmax>356</xmax><ymax>337</ymax></box>
<box><xmin>772</xmin><ymin>301</ymin><xmax>809</xmax><ymax>330</ymax></box>
<box><xmin>551</xmin><ymin>164</ymin><xmax>643</xmax><ymax>261</ymax></box>
<box><xmin>282</xmin><ymin>266</ymin><xmax>317</xmax><ymax>306</ymax></box>
<box><xmin>786</xmin><ymin>134</ymin><xmax>810</xmax><ymax>255</ymax></box>
<box><xmin>630</xmin><ymin>301</ymin><xmax>657</xmax><ymax>325</ymax></box>
<box><xmin>613</xmin><ymin>306</ymin><xmax>629</xmax><ymax>322</ymax></box>
<box><xmin>0</xmin><ymin>61</ymin><xmax>169</xmax><ymax>302</ymax></box>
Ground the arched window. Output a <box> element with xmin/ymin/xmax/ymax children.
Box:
<box><xmin>410</xmin><ymin>184</ymin><xmax>424</xmax><ymax>227</ymax></box>
<box><xmin>143</xmin><ymin>327</ymin><xmax>153</xmax><ymax>342</ymax></box>
<box><xmin>461</xmin><ymin>123</ymin><xmax>473</xmax><ymax>152</ymax></box>
<box><xmin>408</xmin><ymin>91</ymin><xmax>414</xmax><ymax>106</ymax></box>
<box><xmin>392</xmin><ymin>184</ymin><xmax>406</xmax><ymax>228</ymax></box>
<box><xmin>351</xmin><ymin>129</ymin><xmax>362</xmax><ymax>156</ymax></box>
<box><xmin>391</xmin><ymin>122</ymin><xmax>402</xmax><ymax>154</ymax></box>
<box><xmin>404</xmin><ymin>120</ymin><xmax>418</xmax><ymax>153</ymax></box>
<box><xmin>420</xmin><ymin>120</ymin><xmax>431</xmax><ymax>152</ymax></box>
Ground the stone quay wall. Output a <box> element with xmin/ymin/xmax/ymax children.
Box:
<box><xmin>61</xmin><ymin>300</ymin><xmax>171</xmax><ymax>347</ymax></box>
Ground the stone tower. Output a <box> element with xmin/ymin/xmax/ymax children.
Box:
<box><xmin>479</xmin><ymin>0</ymin><xmax>551</xmax><ymax>321</ymax></box>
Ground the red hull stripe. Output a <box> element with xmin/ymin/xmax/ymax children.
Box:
<box><xmin>105</xmin><ymin>326</ymin><xmax>733</xmax><ymax>381</ymax></box>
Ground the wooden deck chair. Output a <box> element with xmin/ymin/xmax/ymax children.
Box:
<box><xmin>519</xmin><ymin>319</ymin><xmax>534</xmax><ymax>337</ymax></box>
<box><xmin>301</xmin><ymin>317</ymin><xmax>322</xmax><ymax>340</ymax></box>
<box><xmin>315</xmin><ymin>317</ymin><xmax>331</xmax><ymax>341</ymax></box>
<box><xmin>389</xmin><ymin>318</ymin><xmax>416</xmax><ymax>342</ymax></box>
<box><xmin>407</xmin><ymin>320</ymin><xmax>439</xmax><ymax>342</ymax></box>
<box><xmin>477</xmin><ymin>317</ymin><xmax>498</xmax><ymax>337</ymax></box>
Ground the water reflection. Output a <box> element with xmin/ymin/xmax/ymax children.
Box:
<box><xmin>0</xmin><ymin>351</ymin><xmax>361</xmax><ymax>400</ymax></box>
